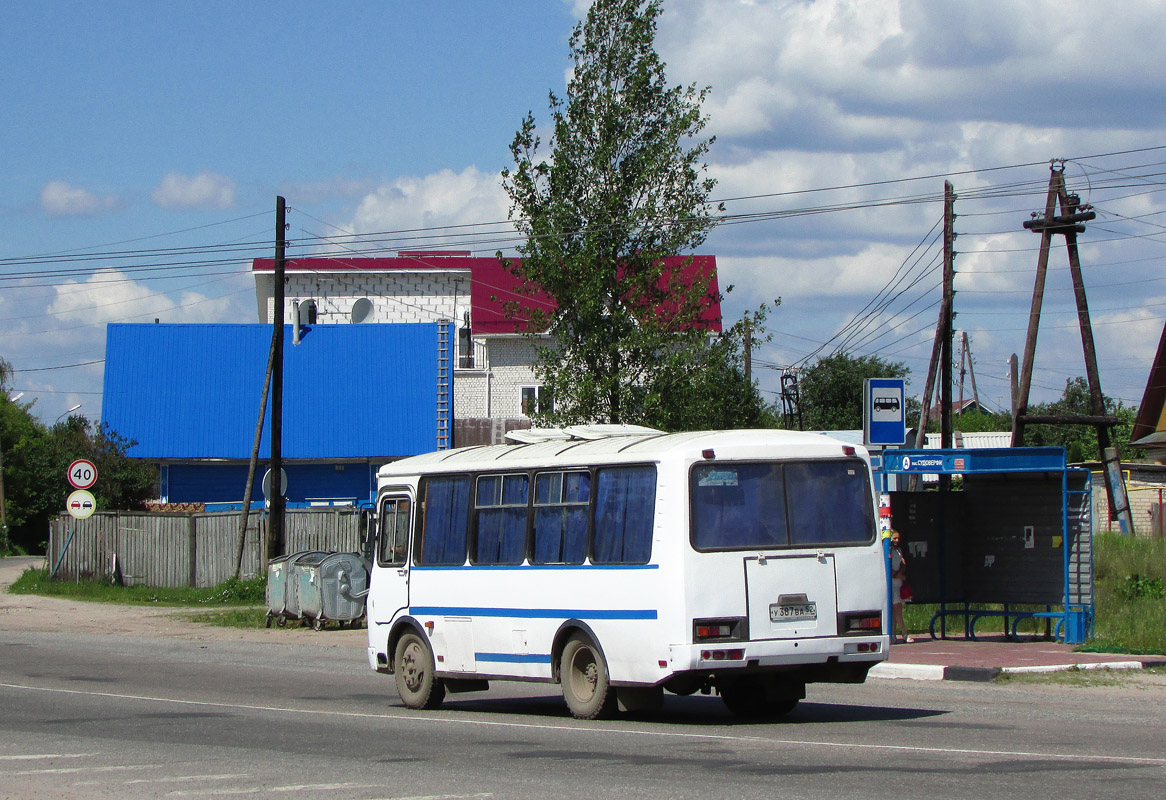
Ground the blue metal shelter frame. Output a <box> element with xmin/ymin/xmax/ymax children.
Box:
<box><xmin>880</xmin><ymin>447</ymin><xmax>1094</xmax><ymax>644</ymax></box>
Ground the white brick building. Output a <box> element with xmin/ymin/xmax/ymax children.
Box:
<box><xmin>252</xmin><ymin>252</ymin><xmax>551</xmax><ymax>445</ymax></box>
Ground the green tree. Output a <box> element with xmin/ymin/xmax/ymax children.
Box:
<box><xmin>501</xmin><ymin>0</ymin><xmax>761</xmax><ymax>429</ymax></box>
<box><xmin>1024</xmin><ymin>377</ymin><xmax>1137</xmax><ymax>462</ymax></box>
<box><xmin>796</xmin><ymin>352</ymin><xmax>913</xmax><ymax>431</ymax></box>
<box><xmin>0</xmin><ymin>367</ymin><xmax>156</xmax><ymax>553</ymax></box>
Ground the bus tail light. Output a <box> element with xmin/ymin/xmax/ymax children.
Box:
<box><xmin>701</xmin><ymin>649</ymin><xmax>745</xmax><ymax>661</ymax></box>
<box><xmin>840</xmin><ymin>612</ymin><xmax>883</xmax><ymax>634</ymax></box>
<box><xmin>694</xmin><ymin>617</ymin><xmax>746</xmax><ymax>642</ymax></box>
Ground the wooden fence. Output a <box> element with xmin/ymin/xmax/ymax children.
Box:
<box><xmin>46</xmin><ymin>508</ymin><xmax>370</xmax><ymax>588</ymax></box>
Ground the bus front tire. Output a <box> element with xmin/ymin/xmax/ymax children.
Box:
<box><xmin>560</xmin><ymin>634</ymin><xmax>616</xmax><ymax>720</ymax></box>
<box><xmin>394</xmin><ymin>632</ymin><xmax>446</xmax><ymax>710</ymax></box>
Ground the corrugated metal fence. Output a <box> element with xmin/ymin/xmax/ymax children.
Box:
<box><xmin>46</xmin><ymin>508</ymin><xmax>369</xmax><ymax>588</ymax></box>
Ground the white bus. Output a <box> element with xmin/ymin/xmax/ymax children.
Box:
<box><xmin>366</xmin><ymin>427</ymin><xmax>889</xmax><ymax>719</ymax></box>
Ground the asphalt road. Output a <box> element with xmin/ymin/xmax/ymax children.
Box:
<box><xmin>1</xmin><ymin>628</ymin><xmax>1164</xmax><ymax>800</ymax></box>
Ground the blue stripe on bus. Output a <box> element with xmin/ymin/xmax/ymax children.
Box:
<box><xmin>411</xmin><ymin>564</ymin><xmax>659</xmax><ymax>572</ymax></box>
<box><xmin>475</xmin><ymin>652</ymin><xmax>553</xmax><ymax>664</ymax></box>
<box><xmin>410</xmin><ymin>606</ymin><xmax>658</xmax><ymax>620</ymax></box>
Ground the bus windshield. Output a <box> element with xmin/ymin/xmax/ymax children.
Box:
<box><xmin>690</xmin><ymin>459</ymin><xmax>874</xmax><ymax>550</ymax></box>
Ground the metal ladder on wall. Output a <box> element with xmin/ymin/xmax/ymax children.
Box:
<box><xmin>436</xmin><ymin>321</ymin><xmax>451</xmax><ymax>450</ymax></box>
<box><xmin>1064</xmin><ymin>469</ymin><xmax>1094</xmax><ymax>640</ymax></box>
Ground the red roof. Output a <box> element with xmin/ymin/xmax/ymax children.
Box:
<box><xmin>252</xmin><ymin>253</ymin><xmax>721</xmax><ymax>335</ymax></box>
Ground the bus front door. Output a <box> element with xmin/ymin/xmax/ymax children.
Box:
<box><xmin>371</xmin><ymin>494</ymin><xmax>413</xmax><ymax>625</ymax></box>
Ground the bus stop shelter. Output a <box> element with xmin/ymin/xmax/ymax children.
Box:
<box><xmin>879</xmin><ymin>448</ymin><xmax>1093</xmax><ymax>644</ymax></box>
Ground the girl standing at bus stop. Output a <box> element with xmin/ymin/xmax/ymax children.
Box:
<box><xmin>889</xmin><ymin>529</ymin><xmax>910</xmax><ymax>643</ymax></box>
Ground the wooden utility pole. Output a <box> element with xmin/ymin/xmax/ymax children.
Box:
<box><xmin>1013</xmin><ymin>163</ymin><xmax>1134</xmax><ymax>534</ymax></box>
<box><xmin>267</xmin><ymin>197</ymin><xmax>287</xmax><ymax>561</ymax></box>
<box><xmin>939</xmin><ymin>181</ymin><xmax>956</xmax><ymax>494</ymax></box>
<box><xmin>909</xmin><ymin>182</ymin><xmax>957</xmax><ymax>492</ymax></box>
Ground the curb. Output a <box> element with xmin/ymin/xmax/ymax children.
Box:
<box><xmin>870</xmin><ymin>658</ymin><xmax>1163</xmax><ymax>682</ymax></box>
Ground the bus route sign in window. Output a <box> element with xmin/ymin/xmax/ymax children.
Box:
<box><xmin>691</xmin><ymin>460</ymin><xmax>873</xmax><ymax>551</ymax></box>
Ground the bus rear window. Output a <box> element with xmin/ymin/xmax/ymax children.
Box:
<box><xmin>691</xmin><ymin>460</ymin><xmax>873</xmax><ymax>550</ymax></box>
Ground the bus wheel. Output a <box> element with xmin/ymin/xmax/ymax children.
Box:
<box><xmin>560</xmin><ymin>634</ymin><xmax>616</xmax><ymax>720</ymax></box>
<box><xmin>394</xmin><ymin>632</ymin><xmax>446</xmax><ymax>710</ymax></box>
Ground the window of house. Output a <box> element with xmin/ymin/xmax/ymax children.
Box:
<box><xmin>521</xmin><ymin>386</ymin><xmax>552</xmax><ymax>416</ymax></box>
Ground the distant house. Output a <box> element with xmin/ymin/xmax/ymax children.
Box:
<box><xmin>924</xmin><ymin>398</ymin><xmax>990</xmax><ymax>424</ymax></box>
<box><xmin>1131</xmin><ymin>319</ymin><xmax>1166</xmax><ymax>463</ymax></box>
<box><xmin>251</xmin><ymin>251</ymin><xmax>721</xmax><ymax>446</ymax></box>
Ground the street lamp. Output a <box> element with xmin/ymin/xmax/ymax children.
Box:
<box><xmin>55</xmin><ymin>403</ymin><xmax>82</xmax><ymax>424</ymax></box>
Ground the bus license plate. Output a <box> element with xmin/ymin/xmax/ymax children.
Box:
<box><xmin>771</xmin><ymin>602</ymin><xmax>816</xmax><ymax>622</ymax></box>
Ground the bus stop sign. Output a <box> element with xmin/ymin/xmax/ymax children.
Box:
<box><xmin>864</xmin><ymin>378</ymin><xmax>906</xmax><ymax>447</ymax></box>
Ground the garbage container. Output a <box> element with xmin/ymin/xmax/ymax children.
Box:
<box><xmin>264</xmin><ymin>554</ymin><xmax>295</xmax><ymax>628</ymax></box>
<box><xmin>296</xmin><ymin>552</ymin><xmax>370</xmax><ymax>631</ymax></box>
<box><xmin>266</xmin><ymin>550</ymin><xmax>329</xmax><ymax>627</ymax></box>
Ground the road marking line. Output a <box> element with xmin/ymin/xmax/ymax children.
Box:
<box><xmin>2</xmin><ymin>680</ymin><xmax>1165</xmax><ymax>767</ymax></box>
<box><xmin>168</xmin><ymin>782</ymin><xmax>380</xmax><ymax>796</ymax></box>
<box><xmin>4</xmin><ymin>764</ymin><xmax>155</xmax><ymax>776</ymax></box>
<box><xmin>0</xmin><ymin>753</ymin><xmax>97</xmax><ymax>761</ymax></box>
<box><xmin>123</xmin><ymin>773</ymin><xmax>253</xmax><ymax>785</ymax></box>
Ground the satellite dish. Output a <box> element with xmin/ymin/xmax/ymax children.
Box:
<box><xmin>351</xmin><ymin>298</ymin><xmax>373</xmax><ymax>324</ymax></box>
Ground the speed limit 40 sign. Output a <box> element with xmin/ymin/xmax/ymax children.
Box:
<box><xmin>68</xmin><ymin>459</ymin><xmax>98</xmax><ymax>490</ymax></box>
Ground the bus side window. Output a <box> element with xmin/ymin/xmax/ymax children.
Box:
<box><xmin>417</xmin><ymin>476</ymin><xmax>471</xmax><ymax>566</ymax></box>
<box><xmin>532</xmin><ymin>470</ymin><xmax>590</xmax><ymax>564</ymax></box>
<box><xmin>592</xmin><ymin>466</ymin><xmax>656</xmax><ymax>564</ymax></box>
<box><xmin>474</xmin><ymin>473</ymin><xmax>529</xmax><ymax>565</ymax></box>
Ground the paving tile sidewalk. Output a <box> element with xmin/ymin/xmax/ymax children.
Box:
<box><xmin>869</xmin><ymin>635</ymin><xmax>1166</xmax><ymax>681</ymax></box>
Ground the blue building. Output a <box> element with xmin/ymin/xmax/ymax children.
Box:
<box><xmin>102</xmin><ymin>322</ymin><xmax>448</xmax><ymax>508</ymax></box>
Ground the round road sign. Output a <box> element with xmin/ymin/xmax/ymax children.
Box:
<box><xmin>66</xmin><ymin>489</ymin><xmax>97</xmax><ymax>519</ymax></box>
<box><xmin>68</xmin><ymin>459</ymin><xmax>98</xmax><ymax>489</ymax></box>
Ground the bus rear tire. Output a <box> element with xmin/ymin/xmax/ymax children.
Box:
<box><xmin>560</xmin><ymin>634</ymin><xmax>616</xmax><ymax>720</ymax></box>
<box><xmin>394</xmin><ymin>632</ymin><xmax>446</xmax><ymax>710</ymax></box>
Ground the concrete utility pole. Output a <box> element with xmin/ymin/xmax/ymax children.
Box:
<box><xmin>267</xmin><ymin>197</ymin><xmax>287</xmax><ymax>561</ymax></box>
<box><xmin>1013</xmin><ymin>163</ymin><xmax>1135</xmax><ymax>534</ymax></box>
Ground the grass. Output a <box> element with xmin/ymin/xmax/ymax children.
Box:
<box><xmin>8</xmin><ymin>567</ymin><xmax>266</xmax><ymax>607</ymax></box>
<box><xmin>995</xmin><ymin>664</ymin><xmax>1166</xmax><ymax>687</ymax></box>
<box><xmin>181</xmin><ymin>607</ymin><xmax>271</xmax><ymax>628</ymax></box>
<box><xmin>1086</xmin><ymin>533</ymin><xmax>1166</xmax><ymax>654</ymax></box>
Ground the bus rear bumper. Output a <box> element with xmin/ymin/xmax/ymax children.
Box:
<box><xmin>669</xmin><ymin>635</ymin><xmax>889</xmax><ymax>674</ymax></box>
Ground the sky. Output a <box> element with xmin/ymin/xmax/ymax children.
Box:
<box><xmin>2</xmin><ymin>0</ymin><xmax>1165</xmax><ymax>428</ymax></box>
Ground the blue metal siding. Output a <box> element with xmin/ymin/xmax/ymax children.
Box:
<box><xmin>103</xmin><ymin>323</ymin><xmax>439</xmax><ymax>460</ymax></box>
<box><xmin>164</xmin><ymin>463</ymin><xmax>380</xmax><ymax>506</ymax></box>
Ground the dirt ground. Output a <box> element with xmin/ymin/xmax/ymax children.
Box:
<box><xmin>0</xmin><ymin>556</ymin><xmax>366</xmax><ymax>648</ymax></box>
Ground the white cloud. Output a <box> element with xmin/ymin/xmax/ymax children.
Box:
<box><xmin>344</xmin><ymin>166</ymin><xmax>512</xmax><ymax>251</ymax></box>
<box><xmin>47</xmin><ymin>270</ymin><xmax>244</xmax><ymax>325</ymax></box>
<box><xmin>151</xmin><ymin>171</ymin><xmax>236</xmax><ymax>210</ymax></box>
<box><xmin>39</xmin><ymin>180</ymin><xmax>119</xmax><ymax>217</ymax></box>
